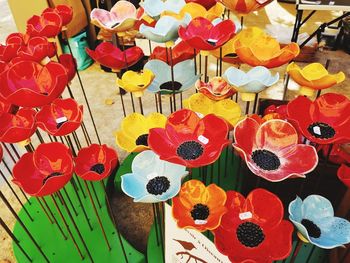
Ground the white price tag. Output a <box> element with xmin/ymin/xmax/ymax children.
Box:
<box><xmin>56</xmin><ymin>116</ymin><xmax>68</xmax><ymax>124</ymax></box>
<box><xmin>198</xmin><ymin>135</ymin><xmax>209</xmax><ymax>145</ymax></box>
<box><xmin>194</xmin><ymin>220</ymin><xmax>208</xmax><ymax>225</ymax></box>
<box><xmin>207</xmin><ymin>38</ymin><xmax>218</xmax><ymax>43</ymax></box>
<box><xmin>313</xmin><ymin>126</ymin><xmax>321</xmax><ymax>135</ymax></box>
<box><xmin>239</xmin><ymin>212</ymin><xmax>252</xmax><ymax>220</ymax></box>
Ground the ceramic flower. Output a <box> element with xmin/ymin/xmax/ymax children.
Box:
<box><xmin>234</xmin><ymin>27</ymin><xmax>300</xmax><ymax>68</ymax></box>
<box><xmin>179</xmin><ymin>17</ymin><xmax>236</xmax><ymax>51</ymax></box>
<box><xmin>116</xmin><ymin>69</ymin><xmax>154</xmax><ymax>97</ymax></box>
<box><xmin>59</xmin><ymin>54</ymin><xmax>76</xmax><ymax>82</ymax></box>
<box><xmin>74</xmin><ymin>144</ymin><xmax>118</xmax><ymax>181</ymax></box>
<box><xmin>287</xmin><ymin>93</ymin><xmax>350</xmax><ymax>145</ymax></box>
<box><xmin>36</xmin><ymin>98</ymin><xmax>83</xmax><ymax>137</ymax></box>
<box><xmin>233</xmin><ymin>117</ymin><xmax>318</xmax><ymax>182</ymax></box>
<box><xmin>196</xmin><ymin>77</ymin><xmax>236</xmax><ymax>101</ymax></box>
<box><xmin>144</xmin><ymin>59</ymin><xmax>199</xmax><ymax>94</ymax></box>
<box><xmin>43</xmin><ymin>5</ymin><xmax>73</xmax><ymax>26</ymax></box>
<box><xmin>90</xmin><ymin>1</ymin><xmax>138</xmax><ymax>33</ymax></box>
<box><xmin>121</xmin><ymin>150</ymin><xmax>188</xmax><ymax>202</ymax></box>
<box><xmin>0</xmin><ymin>96</ymin><xmax>11</xmax><ymax>116</ymax></box>
<box><xmin>185</xmin><ymin>0</ymin><xmax>218</xmax><ymax>9</ymax></box>
<box><xmin>0</xmin><ymin>33</ymin><xmax>25</xmax><ymax>62</ymax></box>
<box><xmin>214</xmin><ymin>189</ymin><xmax>293</xmax><ymax>263</ymax></box>
<box><xmin>287</xmin><ymin>62</ymin><xmax>345</xmax><ymax>96</ymax></box>
<box><xmin>0</xmin><ymin>108</ymin><xmax>37</xmax><ymax>143</ymax></box>
<box><xmin>183</xmin><ymin>93</ymin><xmax>241</xmax><ymax>127</ymax></box>
<box><xmin>115</xmin><ymin>112</ymin><xmax>167</xmax><ymax>152</ymax></box>
<box><xmin>141</xmin><ymin>0</ymin><xmax>186</xmax><ymax>18</ymax></box>
<box><xmin>12</xmin><ymin>142</ymin><xmax>73</xmax><ymax>197</ymax></box>
<box><xmin>86</xmin><ymin>42</ymin><xmax>144</xmax><ymax>71</ymax></box>
<box><xmin>264</xmin><ymin>104</ymin><xmax>288</xmax><ymax>120</ymax></box>
<box><xmin>317</xmin><ymin>143</ymin><xmax>350</xmax><ymax>165</ymax></box>
<box><xmin>140</xmin><ymin>14</ymin><xmax>191</xmax><ymax>43</ymax></box>
<box><xmin>172</xmin><ymin>179</ymin><xmax>227</xmax><ymax>231</ymax></box>
<box><xmin>289</xmin><ymin>195</ymin><xmax>350</xmax><ymax>249</ymax></box>
<box><xmin>338</xmin><ymin>164</ymin><xmax>350</xmax><ymax>188</ymax></box>
<box><xmin>17</xmin><ymin>36</ymin><xmax>54</xmax><ymax>63</ymax></box>
<box><xmin>150</xmin><ymin>41</ymin><xmax>197</xmax><ymax>66</ymax></box>
<box><xmin>223</xmin><ymin>66</ymin><xmax>279</xmax><ymax>101</ymax></box>
<box><xmin>219</xmin><ymin>0</ymin><xmax>273</xmax><ymax>14</ymax></box>
<box><xmin>148</xmin><ymin>109</ymin><xmax>229</xmax><ymax>167</ymax></box>
<box><xmin>26</xmin><ymin>12</ymin><xmax>62</xmax><ymax>38</ymax></box>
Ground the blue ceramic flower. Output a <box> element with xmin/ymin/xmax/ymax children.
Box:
<box><xmin>140</xmin><ymin>14</ymin><xmax>191</xmax><ymax>43</ymax></box>
<box><xmin>289</xmin><ymin>195</ymin><xmax>350</xmax><ymax>249</ymax></box>
<box><xmin>140</xmin><ymin>0</ymin><xmax>185</xmax><ymax>18</ymax></box>
<box><xmin>121</xmin><ymin>150</ymin><xmax>188</xmax><ymax>203</ymax></box>
<box><xmin>144</xmin><ymin>59</ymin><xmax>200</xmax><ymax>94</ymax></box>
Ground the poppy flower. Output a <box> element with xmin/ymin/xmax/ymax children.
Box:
<box><xmin>0</xmin><ymin>108</ymin><xmax>37</xmax><ymax>143</ymax></box>
<box><xmin>0</xmin><ymin>96</ymin><xmax>11</xmax><ymax>116</ymax></box>
<box><xmin>150</xmin><ymin>41</ymin><xmax>197</xmax><ymax>66</ymax></box>
<box><xmin>0</xmin><ymin>33</ymin><xmax>25</xmax><ymax>63</ymax></box>
<box><xmin>185</xmin><ymin>0</ymin><xmax>218</xmax><ymax>10</ymax></box>
<box><xmin>338</xmin><ymin>164</ymin><xmax>350</xmax><ymax>188</ymax></box>
<box><xmin>234</xmin><ymin>27</ymin><xmax>300</xmax><ymax>68</ymax></box>
<box><xmin>74</xmin><ymin>144</ymin><xmax>118</xmax><ymax>181</ymax></box>
<box><xmin>36</xmin><ymin>98</ymin><xmax>83</xmax><ymax>137</ymax></box>
<box><xmin>86</xmin><ymin>42</ymin><xmax>144</xmax><ymax>71</ymax></box>
<box><xmin>317</xmin><ymin>143</ymin><xmax>350</xmax><ymax>165</ymax></box>
<box><xmin>0</xmin><ymin>61</ymin><xmax>68</xmax><ymax>107</ymax></box>
<box><xmin>141</xmin><ymin>0</ymin><xmax>186</xmax><ymax>18</ymax></box>
<box><xmin>289</xmin><ymin>195</ymin><xmax>350</xmax><ymax>249</ymax></box>
<box><xmin>183</xmin><ymin>93</ymin><xmax>241</xmax><ymax>128</ymax></box>
<box><xmin>43</xmin><ymin>5</ymin><xmax>73</xmax><ymax>26</ymax></box>
<box><xmin>233</xmin><ymin>117</ymin><xmax>318</xmax><ymax>182</ymax></box>
<box><xmin>26</xmin><ymin>12</ymin><xmax>62</xmax><ymax>38</ymax></box>
<box><xmin>59</xmin><ymin>54</ymin><xmax>76</xmax><ymax>82</ymax></box>
<box><xmin>172</xmin><ymin>179</ymin><xmax>227</xmax><ymax>231</ymax></box>
<box><xmin>148</xmin><ymin>109</ymin><xmax>229</xmax><ymax>167</ymax></box>
<box><xmin>90</xmin><ymin>1</ymin><xmax>138</xmax><ymax>33</ymax></box>
<box><xmin>196</xmin><ymin>77</ymin><xmax>235</xmax><ymax>101</ymax></box>
<box><xmin>12</xmin><ymin>142</ymin><xmax>73</xmax><ymax>197</ymax></box>
<box><xmin>214</xmin><ymin>189</ymin><xmax>293</xmax><ymax>263</ymax></box>
<box><xmin>287</xmin><ymin>62</ymin><xmax>345</xmax><ymax>97</ymax></box>
<box><xmin>264</xmin><ymin>104</ymin><xmax>288</xmax><ymax>120</ymax></box>
<box><xmin>179</xmin><ymin>17</ymin><xmax>236</xmax><ymax>51</ymax></box>
<box><xmin>17</xmin><ymin>36</ymin><xmax>54</xmax><ymax>63</ymax></box>
<box><xmin>144</xmin><ymin>59</ymin><xmax>199</xmax><ymax>94</ymax></box>
<box><xmin>115</xmin><ymin>112</ymin><xmax>167</xmax><ymax>153</ymax></box>
<box><xmin>287</xmin><ymin>93</ymin><xmax>350</xmax><ymax>144</ymax></box>
<box><xmin>121</xmin><ymin>150</ymin><xmax>188</xmax><ymax>202</ymax></box>
<box><xmin>116</xmin><ymin>69</ymin><xmax>154</xmax><ymax>97</ymax></box>
<box><xmin>223</xmin><ymin>66</ymin><xmax>279</xmax><ymax>101</ymax></box>
<box><xmin>218</xmin><ymin>0</ymin><xmax>273</xmax><ymax>14</ymax></box>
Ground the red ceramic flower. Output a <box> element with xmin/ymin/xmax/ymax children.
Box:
<box><xmin>0</xmin><ymin>33</ymin><xmax>25</xmax><ymax>62</ymax></box>
<box><xmin>0</xmin><ymin>96</ymin><xmax>11</xmax><ymax>116</ymax></box>
<box><xmin>263</xmin><ymin>104</ymin><xmax>288</xmax><ymax>121</ymax></box>
<box><xmin>0</xmin><ymin>108</ymin><xmax>37</xmax><ymax>143</ymax></box>
<box><xmin>287</xmin><ymin>93</ymin><xmax>350</xmax><ymax>145</ymax></box>
<box><xmin>36</xmin><ymin>98</ymin><xmax>83</xmax><ymax>136</ymax></box>
<box><xmin>0</xmin><ymin>61</ymin><xmax>68</xmax><ymax>107</ymax></box>
<box><xmin>17</xmin><ymin>36</ymin><xmax>55</xmax><ymax>63</ymax></box>
<box><xmin>26</xmin><ymin>12</ymin><xmax>62</xmax><ymax>38</ymax></box>
<box><xmin>43</xmin><ymin>5</ymin><xmax>73</xmax><ymax>26</ymax></box>
<box><xmin>74</xmin><ymin>144</ymin><xmax>118</xmax><ymax>181</ymax></box>
<box><xmin>233</xmin><ymin>117</ymin><xmax>318</xmax><ymax>182</ymax></box>
<box><xmin>196</xmin><ymin>77</ymin><xmax>236</xmax><ymax>100</ymax></box>
<box><xmin>338</xmin><ymin>164</ymin><xmax>350</xmax><ymax>188</ymax></box>
<box><xmin>150</xmin><ymin>41</ymin><xmax>197</xmax><ymax>66</ymax></box>
<box><xmin>13</xmin><ymin>142</ymin><xmax>73</xmax><ymax>197</ymax></box>
<box><xmin>148</xmin><ymin>109</ymin><xmax>229</xmax><ymax>168</ymax></box>
<box><xmin>317</xmin><ymin>143</ymin><xmax>350</xmax><ymax>165</ymax></box>
<box><xmin>59</xmin><ymin>54</ymin><xmax>76</xmax><ymax>82</ymax></box>
<box><xmin>186</xmin><ymin>0</ymin><xmax>217</xmax><ymax>9</ymax></box>
<box><xmin>178</xmin><ymin>17</ymin><xmax>236</xmax><ymax>51</ymax></box>
<box><xmin>86</xmin><ymin>42</ymin><xmax>144</xmax><ymax>71</ymax></box>
<box><xmin>214</xmin><ymin>189</ymin><xmax>293</xmax><ymax>263</ymax></box>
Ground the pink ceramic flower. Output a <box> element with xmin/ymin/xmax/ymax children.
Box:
<box><xmin>196</xmin><ymin>77</ymin><xmax>236</xmax><ymax>100</ymax></box>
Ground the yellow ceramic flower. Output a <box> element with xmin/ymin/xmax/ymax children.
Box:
<box><xmin>287</xmin><ymin>62</ymin><xmax>345</xmax><ymax>96</ymax></box>
<box><xmin>115</xmin><ymin>112</ymin><xmax>167</xmax><ymax>152</ymax></box>
<box><xmin>183</xmin><ymin>93</ymin><xmax>241</xmax><ymax>128</ymax></box>
<box><xmin>116</xmin><ymin>69</ymin><xmax>155</xmax><ymax>97</ymax></box>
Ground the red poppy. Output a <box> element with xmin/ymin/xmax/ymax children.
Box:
<box><xmin>287</xmin><ymin>93</ymin><xmax>350</xmax><ymax>145</ymax></box>
<box><xmin>317</xmin><ymin>143</ymin><xmax>350</xmax><ymax>165</ymax></box>
<box><xmin>186</xmin><ymin>0</ymin><xmax>217</xmax><ymax>9</ymax></box>
<box><xmin>0</xmin><ymin>61</ymin><xmax>68</xmax><ymax>107</ymax></box>
<box><xmin>43</xmin><ymin>5</ymin><xmax>73</xmax><ymax>26</ymax></box>
<box><xmin>59</xmin><ymin>54</ymin><xmax>76</xmax><ymax>82</ymax></box>
<box><xmin>178</xmin><ymin>17</ymin><xmax>236</xmax><ymax>51</ymax></box>
<box><xmin>74</xmin><ymin>144</ymin><xmax>118</xmax><ymax>181</ymax></box>
<box><xmin>0</xmin><ymin>96</ymin><xmax>11</xmax><ymax>116</ymax></box>
<box><xmin>233</xmin><ymin>117</ymin><xmax>318</xmax><ymax>182</ymax></box>
<box><xmin>150</xmin><ymin>41</ymin><xmax>197</xmax><ymax>66</ymax></box>
<box><xmin>214</xmin><ymin>189</ymin><xmax>293</xmax><ymax>263</ymax></box>
<box><xmin>0</xmin><ymin>33</ymin><xmax>25</xmax><ymax>62</ymax></box>
<box><xmin>12</xmin><ymin>142</ymin><xmax>73</xmax><ymax>197</ymax></box>
<box><xmin>338</xmin><ymin>164</ymin><xmax>350</xmax><ymax>188</ymax></box>
<box><xmin>0</xmin><ymin>61</ymin><xmax>9</xmax><ymax>78</ymax></box>
<box><xmin>17</xmin><ymin>36</ymin><xmax>54</xmax><ymax>63</ymax></box>
<box><xmin>263</xmin><ymin>104</ymin><xmax>288</xmax><ymax>121</ymax></box>
<box><xmin>86</xmin><ymin>42</ymin><xmax>144</xmax><ymax>71</ymax></box>
<box><xmin>0</xmin><ymin>108</ymin><xmax>37</xmax><ymax>143</ymax></box>
<box><xmin>36</xmin><ymin>98</ymin><xmax>83</xmax><ymax>136</ymax></box>
<box><xmin>148</xmin><ymin>109</ymin><xmax>229</xmax><ymax>168</ymax></box>
<box><xmin>26</xmin><ymin>12</ymin><xmax>62</xmax><ymax>38</ymax></box>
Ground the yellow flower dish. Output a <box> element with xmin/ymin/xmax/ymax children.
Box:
<box><xmin>115</xmin><ymin>112</ymin><xmax>167</xmax><ymax>152</ymax></box>
<box><xmin>183</xmin><ymin>93</ymin><xmax>241</xmax><ymax>128</ymax></box>
<box><xmin>116</xmin><ymin>69</ymin><xmax>155</xmax><ymax>97</ymax></box>
<box><xmin>287</xmin><ymin>62</ymin><xmax>345</xmax><ymax>96</ymax></box>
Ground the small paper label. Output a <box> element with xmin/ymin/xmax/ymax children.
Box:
<box><xmin>313</xmin><ymin>126</ymin><xmax>321</xmax><ymax>135</ymax></box>
<box><xmin>195</xmin><ymin>112</ymin><xmax>204</xmax><ymax>118</ymax></box>
<box><xmin>239</xmin><ymin>212</ymin><xmax>252</xmax><ymax>220</ymax></box>
<box><xmin>194</xmin><ymin>220</ymin><xmax>207</xmax><ymax>225</ymax></box>
<box><xmin>207</xmin><ymin>38</ymin><xmax>218</xmax><ymax>43</ymax></box>
<box><xmin>56</xmin><ymin>117</ymin><xmax>68</xmax><ymax>124</ymax></box>
<box><xmin>198</xmin><ymin>135</ymin><xmax>209</xmax><ymax>145</ymax></box>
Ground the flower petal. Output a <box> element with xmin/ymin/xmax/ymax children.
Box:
<box><xmin>121</xmin><ymin>173</ymin><xmax>149</xmax><ymax>201</ymax></box>
<box><xmin>234</xmin><ymin>117</ymin><xmax>260</xmax><ymax>155</ymax></box>
<box><xmin>302</xmin><ymin>195</ymin><xmax>334</xmax><ymax>221</ymax></box>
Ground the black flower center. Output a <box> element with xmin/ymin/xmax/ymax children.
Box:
<box><xmin>90</xmin><ymin>163</ymin><xmax>105</xmax><ymax>174</ymax></box>
<box><xmin>43</xmin><ymin>172</ymin><xmax>62</xmax><ymax>185</ymax></box>
<box><xmin>159</xmin><ymin>81</ymin><xmax>182</xmax><ymax>91</ymax></box>
<box><xmin>146</xmin><ymin>176</ymin><xmax>170</xmax><ymax>195</ymax></box>
<box><xmin>251</xmin><ymin>149</ymin><xmax>281</xmax><ymax>171</ymax></box>
<box><xmin>191</xmin><ymin>204</ymin><xmax>210</xmax><ymax>221</ymax></box>
<box><xmin>307</xmin><ymin>122</ymin><xmax>335</xmax><ymax>139</ymax></box>
<box><xmin>236</xmin><ymin>222</ymin><xmax>265</xmax><ymax>248</ymax></box>
<box><xmin>301</xmin><ymin>219</ymin><xmax>321</xmax><ymax>238</ymax></box>
<box><xmin>56</xmin><ymin>121</ymin><xmax>67</xmax><ymax>129</ymax></box>
<box><xmin>135</xmin><ymin>134</ymin><xmax>149</xmax><ymax>146</ymax></box>
<box><xmin>176</xmin><ymin>141</ymin><xmax>204</xmax><ymax>160</ymax></box>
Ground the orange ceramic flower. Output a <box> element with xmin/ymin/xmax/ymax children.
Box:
<box><xmin>219</xmin><ymin>0</ymin><xmax>273</xmax><ymax>15</ymax></box>
<box><xmin>196</xmin><ymin>77</ymin><xmax>235</xmax><ymax>101</ymax></box>
<box><xmin>172</xmin><ymin>179</ymin><xmax>227</xmax><ymax>232</ymax></box>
